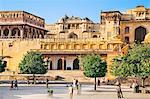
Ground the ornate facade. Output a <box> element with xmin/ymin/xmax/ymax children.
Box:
<box><xmin>120</xmin><ymin>5</ymin><xmax>150</xmax><ymax>43</ymax></box>
<box><xmin>0</xmin><ymin>6</ymin><xmax>150</xmax><ymax>78</ymax></box>
<box><xmin>45</xmin><ymin>15</ymin><xmax>100</xmax><ymax>39</ymax></box>
<box><xmin>0</xmin><ymin>11</ymin><xmax>47</xmax><ymax>39</ymax></box>
<box><xmin>100</xmin><ymin>5</ymin><xmax>150</xmax><ymax>43</ymax></box>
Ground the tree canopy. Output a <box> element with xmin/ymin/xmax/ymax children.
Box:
<box><xmin>111</xmin><ymin>44</ymin><xmax>150</xmax><ymax>78</ymax></box>
<box><xmin>81</xmin><ymin>54</ymin><xmax>107</xmax><ymax>77</ymax></box>
<box><xmin>19</xmin><ymin>51</ymin><xmax>47</xmax><ymax>74</ymax></box>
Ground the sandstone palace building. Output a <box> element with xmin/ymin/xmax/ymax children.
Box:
<box><xmin>0</xmin><ymin>6</ymin><xmax>150</xmax><ymax>77</ymax></box>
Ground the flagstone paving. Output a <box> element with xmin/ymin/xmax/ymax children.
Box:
<box><xmin>1</xmin><ymin>84</ymin><xmax>150</xmax><ymax>99</ymax></box>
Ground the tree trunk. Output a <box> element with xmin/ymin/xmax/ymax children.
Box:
<box><xmin>27</xmin><ymin>76</ymin><xmax>29</xmax><ymax>84</ymax></box>
<box><xmin>142</xmin><ymin>78</ymin><xmax>145</xmax><ymax>88</ymax></box>
<box><xmin>141</xmin><ymin>77</ymin><xmax>146</xmax><ymax>93</ymax></box>
<box><xmin>33</xmin><ymin>74</ymin><xmax>36</xmax><ymax>84</ymax></box>
<box><xmin>94</xmin><ymin>76</ymin><xmax>96</xmax><ymax>90</ymax></box>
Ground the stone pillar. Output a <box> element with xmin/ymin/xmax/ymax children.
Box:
<box><xmin>28</xmin><ymin>32</ymin><xmax>30</xmax><ymax>38</ymax></box>
<box><xmin>8</xmin><ymin>29</ymin><xmax>11</xmax><ymax>38</ymax></box>
<box><xmin>1</xmin><ymin>30</ymin><xmax>3</xmax><ymax>38</ymax></box>
<box><xmin>62</xmin><ymin>57</ymin><xmax>65</xmax><ymax>70</ymax></box>
<box><xmin>47</xmin><ymin>61</ymin><xmax>50</xmax><ymax>70</ymax></box>
<box><xmin>20</xmin><ymin>29</ymin><xmax>23</xmax><ymax>38</ymax></box>
<box><xmin>29</xmin><ymin>32</ymin><xmax>31</xmax><ymax>39</ymax></box>
<box><xmin>47</xmin><ymin>58</ymin><xmax>51</xmax><ymax>70</ymax></box>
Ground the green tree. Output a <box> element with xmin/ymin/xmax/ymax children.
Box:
<box><xmin>81</xmin><ymin>54</ymin><xmax>107</xmax><ymax>90</ymax></box>
<box><xmin>111</xmin><ymin>44</ymin><xmax>150</xmax><ymax>87</ymax></box>
<box><xmin>0</xmin><ymin>58</ymin><xmax>5</xmax><ymax>73</ymax></box>
<box><xmin>19</xmin><ymin>51</ymin><xmax>47</xmax><ymax>74</ymax></box>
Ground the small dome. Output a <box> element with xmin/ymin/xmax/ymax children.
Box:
<box><xmin>136</xmin><ymin>5</ymin><xmax>144</xmax><ymax>8</ymax></box>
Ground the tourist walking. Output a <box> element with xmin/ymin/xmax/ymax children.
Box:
<box><xmin>46</xmin><ymin>78</ymin><xmax>49</xmax><ymax>88</ymax></box>
<box><xmin>77</xmin><ymin>83</ymin><xmax>81</xmax><ymax>94</ymax></box>
<box><xmin>14</xmin><ymin>79</ymin><xmax>18</xmax><ymax>90</ymax></box>
<box><xmin>75</xmin><ymin>79</ymin><xmax>78</xmax><ymax>89</ymax></box>
<box><xmin>10</xmin><ymin>80</ymin><xmax>14</xmax><ymax>90</ymax></box>
<box><xmin>73</xmin><ymin>79</ymin><xmax>76</xmax><ymax>88</ymax></box>
<box><xmin>69</xmin><ymin>85</ymin><xmax>74</xmax><ymax>99</ymax></box>
<box><xmin>116</xmin><ymin>81</ymin><xmax>124</xmax><ymax>99</ymax></box>
<box><xmin>132</xmin><ymin>80</ymin><xmax>139</xmax><ymax>93</ymax></box>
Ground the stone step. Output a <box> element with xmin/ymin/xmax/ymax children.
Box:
<box><xmin>45</xmin><ymin>70</ymin><xmax>92</xmax><ymax>82</ymax></box>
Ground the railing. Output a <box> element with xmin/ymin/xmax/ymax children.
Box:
<box><xmin>0</xmin><ymin>36</ymin><xmax>21</xmax><ymax>39</ymax></box>
<box><xmin>39</xmin><ymin>38</ymin><xmax>107</xmax><ymax>43</ymax></box>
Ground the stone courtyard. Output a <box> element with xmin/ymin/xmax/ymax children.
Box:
<box><xmin>1</xmin><ymin>84</ymin><xmax>150</xmax><ymax>99</ymax></box>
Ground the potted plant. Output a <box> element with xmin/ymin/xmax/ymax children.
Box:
<box><xmin>47</xmin><ymin>88</ymin><xmax>53</xmax><ymax>96</ymax></box>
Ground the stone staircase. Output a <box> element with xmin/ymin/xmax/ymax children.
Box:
<box><xmin>46</xmin><ymin>70</ymin><xmax>94</xmax><ymax>83</ymax></box>
<box><xmin>0</xmin><ymin>70</ymin><xmax>95</xmax><ymax>83</ymax></box>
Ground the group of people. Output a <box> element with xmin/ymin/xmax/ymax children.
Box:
<box><xmin>131</xmin><ymin>80</ymin><xmax>139</xmax><ymax>93</ymax></box>
<box><xmin>10</xmin><ymin>79</ymin><xmax>18</xmax><ymax>90</ymax></box>
<box><xmin>73</xmin><ymin>79</ymin><xmax>79</xmax><ymax>89</ymax></box>
<box><xmin>68</xmin><ymin>79</ymin><xmax>81</xmax><ymax>99</ymax></box>
<box><xmin>116</xmin><ymin>79</ymin><xmax>140</xmax><ymax>99</ymax></box>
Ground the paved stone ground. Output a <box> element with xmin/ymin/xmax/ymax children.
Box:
<box><xmin>0</xmin><ymin>84</ymin><xmax>150</xmax><ymax>99</ymax></box>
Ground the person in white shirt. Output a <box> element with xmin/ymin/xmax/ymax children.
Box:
<box><xmin>73</xmin><ymin>79</ymin><xmax>76</xmax><ymax>88</ymax></box>
<box><xmin>68</xmin><ymin>85</ymin><xmax>73</xmax><ymax>99</ymax></box>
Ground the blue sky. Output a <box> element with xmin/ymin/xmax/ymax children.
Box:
<box><xmin>0</xmin><ymin>0</ymin><xmax>149</xmax><ymax>23</ymax></box>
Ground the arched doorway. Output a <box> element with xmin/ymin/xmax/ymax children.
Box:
<box><xmin>47</xmin><ymin>60</ymin><xmax>52</xmax><ymax>70</ymax></box>
<box><xmin>57</xmin><ymin>59</ymin><xmax>66</xmax><ymax>70</ymax></box>
<box><xmin>93</xmin><ymin>35</ymin><xmax>97</xmax><ymax>38</ymax></box>
<box><xmin>64</xmin><ymin>60</ymin><xmax>66</xmax><ymax>70</ymax></box>
<box><xmin>50</xmin><ymin>61</ymin><xmax>52</xmax><ymax>70</ymax></box>
<box><xmin>135</xmin><ymin>26</ymin><xmax>146</xmax><ymax>43</ymax></box>
<box><xmin>73</xmin><ymin>58</ymin><xmax>79</xmax><ymax>70</ymax></box>
<box><xmin>57</xmin><ymin>59</ymin><xmax>62</xmax><ymax>70</ymax></box>
<box><xmin>68</xmin><ymin>32</ymin><xmax>78</xmax><ymax>38</ymax></box>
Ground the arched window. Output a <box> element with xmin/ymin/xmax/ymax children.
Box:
<box><xmin>93</xmin><ymin>35</ymin><xmax>97</xmax><ymax>38</ymax></box>
<box><xmin>135</xmin><ymin>26</ymin><xmax>146</xmax><ymax>43</ymax></box>
<box><xmin>73</xmin><ymin>58</ymin><xmax>79</xmax><ymax>70</ymax></box>
<box><xmin>3</xmin><ymin>28</ymin><xmax>9</xmax><ymax>36</ymax></box>
<box><xmin>0</xmin><ymin>30</ymin><xmax>1</xmax><ymax>37</ymax></box>
<box><xmin>68</xmin><ymin>32</ymin><xmax>78</xmax><ymax>38</ymax></box>
<box><xmin>12</xmin><ymin>28</ymin><xmax>20</xmax><ymax>37</ymax></box>
<box><xmin>40</xmin><ymin>32</ymin><xmax>44</xmax><ymax>38</ymax></box>
<box><xmin>23</xmin><ymin>28</ymin><xmax>28</xmax><ymax>38</ymax></box>
<box><xmin>33</xmin><ymin>29</ymin><xmax>36</xmax><ymax>38</ymax></box>
<box><xmin>125</xmin><ymin>36</ymin><xmax>129</xmax><ymax>44</ymax></box>
<box><xmin>37</xmin><ymin>30</ymin><xmax>39</xmax><ymax>38</ymax></box>
<box><xmin>125</xmin><ymin>27</ymin><xmax>129</xmax><ymax>33</ymax></box>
